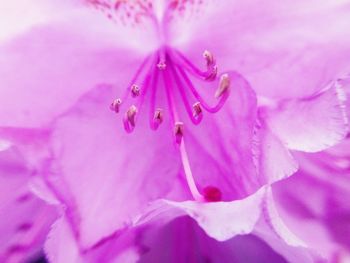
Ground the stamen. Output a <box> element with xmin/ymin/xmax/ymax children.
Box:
<box><xmin>171</xmin><ymin>49</ymin><xmax>217</xmax><ymax>80</ymax></box>
<box><xmin>203</xmin><ymin>50</ymin><xmax>215</xmax><ymax>66</ymax></box>
<box><xmin>168</xmin><ymin>59</ymin><xmax>203</xmax><ymax>125</ymax></box>
<box><xmin>123</xmin><ymin>105</ymin><xmax>138</xmax><ymax>133</ymax></box>
<box><xmin>121</xmin><ymin>54</ymin><xmax>153</xmax><ymax>106</ymax></box>
<box><xmin>131</xmin><ymin>84</ymin><xmax>140</xmax><ymax>97</ymax></box>
<box><xmin>174</xmin><ymin>62</ymin><xmax>230</xmax><ymax>113</ymax></box>
<box><xmin>149</xmin><ymin>62</ymin><xmax>161</xmax><ymax>130</ymax></box>
<box><xmin>174</xmin><ymin>121</ymin><xmax>184</xmax><ymax>144</ymax></box>
<box><xmin>162</xmin><ymin>59</ymin><xmax>178</xmax><ymax>124</ymax></box>
<box><xmin>152</xmin><ymin>108</ymin><xmax>164</xmax><ymax>129</ymax></box>
<box><xmin>110</xmin><ymin>98</ymin><xmax>122</xmax><ymax>113</ymax></box>
<box><xmin>136</xmin><ymin>69</ymin><xmax>153</xmax><ymax>113</ymax></box>
<box><xmin>109</xmin><ymin>48</ymin><xmax>231</xmax><ymax>202</ymax></box>
<box><xmin>127</xmin><ymin>105</ymin><xmax>138</xmax><ymax>126</ymax></box>
<box><xmin>206</xmin><ymin>66</ymin><xmax>218</xmax><ymax>81</ymax></box>
<box><xmin>215</xmin><ymin>73</ymin><xmax>230</xmax><ymax>98</ymax></box>
<box><xmin>192</xmin><ymin>102</ymin><xmax>203</xmax><ymax>121</ymax></box>
<box><xmin>202</xmin><ymin>50</ymin><xmax>217</xmax><ymax>80</ymax></box>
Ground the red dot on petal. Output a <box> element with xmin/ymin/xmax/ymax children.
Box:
<box><xmin>203</xmin><ymin>186</ymin><xmax>222</xmax><ymax>202</ymax></box>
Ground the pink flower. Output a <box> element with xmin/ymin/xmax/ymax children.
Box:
<box><xmin>0</xmin><ymin>0</ymin><xmax>349</xmax><ymax>261</ymax></box>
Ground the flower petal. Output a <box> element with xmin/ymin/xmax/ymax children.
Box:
<box><xmin>137</xmin><ymin>216</ymin><xmax>288</xmax><ymax>263</ymax></box>
<box><xmin>45</xmin><ymin>218</ymin><xmax>81</xmax><ymax>263</ymax></box>
<box><xmin>273</xmin><ymin>145</ymin><xmax>350</xmax><ymax>259</ymax></box>
<box><xmin>179</xmin><ymin>71</ymin><xmax>259</xmax><ymax>200</ymax></box>
<box><xmin>254</xmin><ymin>122</ymin><xmax>299</xmax><ymax>183</ymax></box>
<box><xmin>0</xmin><ymin>0</ymin><xmax>72</xmax><ymax>41</ymax></box>
<box><xmin>136</xmin><ymin>187</ymin><xmax>266</xmax><ymax>242</ymax></box>
<box><xmin>46</xmin><ymin>85</ymin><xmax>191</xmax><ymax>248</ymax></box>
<box><xmin>45</xmin><ymin>187</ymin><xmax>320</xmax><ymax>263</ymax></box>
<box><xmin>162</xmin><ymin>190</ymin><xmax>264</xmax><ymax>242</ymax></box>
<box><xmin>0</xmin><ymin>146</ymin><xmax>57</xmax><ymax>262</ymax></box>
<box><xmin>45</xmin><ymin>216</ymin><xmax>141</xmax><ymax>263</ymax></box>
<box><xmin>262</xmin><ymin>81</ymin><xmax>348</xmax><ymax>152</ymax></box>
<box><xmin>253</xmin><ymin>188</ymin><xmax>324</xmax><ymax>263</ymax></box>
<box><xmin>0</xmin><ymin>4</ymin><xmax>151</xmax><ymax>128</ymax></box>
<box><xmin>46</xmin><ymin>214</ymin><xmax>288</xmax><ymax>263</ymax></box>
<box><xmin>139</xmin><ymin>187</ymin><xmax>324</xmax><ymax>262</ymax></box>
<box><xmin>171</xmin><ymin>0</ymin><xmax>350</xmax><ymax>98</ymax></box>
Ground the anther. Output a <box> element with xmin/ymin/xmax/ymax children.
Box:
<box><xmin>110</xmin><ymin>98</ymin><xmax>122</xmax><ymax>113</ymax></box>
<box><xmin>192</xmin><ymin>102</ymin><xmax>203</xmax><ymax>121</ymax></box>
<box><xmin>157</xmin><ymin>61</ymin><xmax>167</xmax><ymax>70</ymax></box>
<box><xmin>203</xmin><ymin>50</ymin><xmax>215</xmax><ymax>66</ymax></box>
<box><xmin>152</xmin><ymin>108</ymin><xmax>164</xmax><ymax>129</ymax></box>
<box><xmin>215</xmin><ymin>73</ymin><xmax>230</xmax><ymax>98</ymax></box>
<box><xmin>127</xmin><ymin>105</ymin><xmax>138</xmax><ymax>126</ymax></box>
<box><xmin>202</xmin><ymin>50</ymin><xmax>217</xmax><ymax>80</ymax></box>
<box><xmin>123</xmin><ymin>105</ymin><xmax>138</xmax><ymax>133</ymax></box>
<box><xmin>174</xmin><ymin>122</ymin><xmax>184</xmax><ymax>144</ymax></box>
<box><xmin>131</xmin><ymin>84</ymin><xmax>140</xmax><ymax>97</ymax></box>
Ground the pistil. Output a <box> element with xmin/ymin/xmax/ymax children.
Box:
<box><xmin>109</xmin><ymin>47</ymin><xmax>230</xmax><ymax>201</ymax></box>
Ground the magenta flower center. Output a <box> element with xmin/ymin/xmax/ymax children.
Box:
<box><xmin>88</xmin><ymin>0</ymin><xmax>227</xmax><ymax>202</ymax></box>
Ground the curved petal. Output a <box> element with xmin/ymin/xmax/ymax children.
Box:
<box><xmin>254</xmin><ymin>122</ymin><xmax>299</xmax><ymax>183</ymax></box>
<box><xmin>177</xmin><ymin>71</ymin><xmax>260</xmax><ymax>200</ymax></box>
<box><xmin>0</xmin><ymin>128</ymin><xmax>51</xmax><ymax>170</ymax></box>
<box><xmin>262</xmin><ymin>81</ymin><xmax>348</xmax><ymax>152</ymax></box>
<box><xmin>273</xmin><ymin>144</ymin><xmax>350</xmax><ymax>259</ymax></box>
<box><xmin>46</xmin><ymin>188</ymin><xmax>323</xmax><ymax>263</ymax></box>
<box><xmin>41</xmin><ymin>69</ymin><xmax>263</xmax><ymax>247</ymax></box>
<box><xmin>150</xmin><ymin>187</ymin><xmax>266</xmax><ymax>242</ymax></box>
<box><xmin>46</xmin><ymin>84</ymin><xmax>191</xmax><ymax>248</ymax></box>
<box><xmin>45</xmin><ymin>218</ymin><xmax>82</xmax><ymax>263</ymax></box>
<box><xmin>46</xmin><ymin>194</ymin><xmax>320</xmax><ymax>263</ymax></box>
<box><xmin>46</xmin><ymin>216</ymin><xmax>142</xmax><ymax>263</ymax></box>
<box><xmin>0</xmin><ymin>3</ymin><xmax>154</xmax><ymax>128</ymax></box>
<box><xmin>174</xmin><ymin>70</ymin><xmax>298</xmax><ymax>200</ymax></box>
<box><xmin>41</xmin><ymin>68</ymin><xmax>299</xmax><ymax>248</ymax></box>
<box><xmin>0</xmin><ymin>147</ymin><xmax>57</xmax><ymax>263</ymax></box>
<box><xmin>253</xmin><ymin>188</ymin><xmax>325</xmax><ymax>263</ymax></box>
<box><xmin>171</xmin><ymin>0</ymin><xmax>350</xmax><ymax>98</ymax></box>
<box><xmin>46</xmin><ymin>215</ymin><xmax>288</xmax><ymax>263</ymax></box>
<box><xmin>137</xmin><ymin>216</ymin><xmax>288</xmax><ymax>263</ymax></box>
<box><xmin>46</xmin><ymin>216</ymin><xmax>147</xmax><ymax>263</ymax></box>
